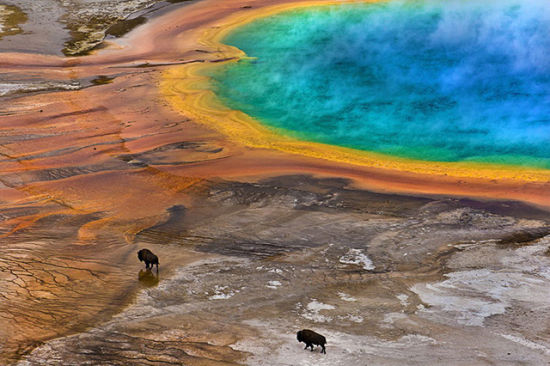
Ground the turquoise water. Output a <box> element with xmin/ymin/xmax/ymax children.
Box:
<box><xmin>210</xmin><ymin>0</ymin><xmax>550</xmax><ymax>167</ymax></box>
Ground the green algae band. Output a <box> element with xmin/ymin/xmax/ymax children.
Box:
<box><xmin>210</xmin><ymin>0</ymin><xmax>550</xmax><ymax>169</ymax></box>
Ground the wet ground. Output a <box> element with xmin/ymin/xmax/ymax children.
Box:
<box><xmin>11</xmin><ymin>176</ymin><xmax>550</xmax><ymax>365</ymax></box>
<box><xmin>1</xmin><ymin>0</ymin><xmax>550</xmax><ymax>365</ymax></box>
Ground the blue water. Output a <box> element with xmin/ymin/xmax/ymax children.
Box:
<box><xmin>209</xmin><ymin>0</ymin><xmax>550</xmax><ymax>167</ymax></box>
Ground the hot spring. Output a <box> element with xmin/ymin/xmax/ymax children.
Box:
<box><xmin>208</xmin><ymin>0</ymin><xmax>550</xmax><ymax>169</ymax></box>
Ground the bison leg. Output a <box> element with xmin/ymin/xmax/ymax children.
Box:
<box><xmin>303</xmin><ymin>344</ymin><xmax>308</xmax><ymax>350</ymax></box>
<box><xmin>321</xmin><ymin>345</ymin><xmax>326</xmax><ymax>354</ymax></box>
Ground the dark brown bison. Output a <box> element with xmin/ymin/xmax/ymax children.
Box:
<box><xmin>297</xmin><ymin>329</ymin><xmax>326</xmax><ymax>354</ymax></box>
<box><xmin>137</xmin><ymin>249</ymin><xmax>159</xmax><ymax>271</ymax></box>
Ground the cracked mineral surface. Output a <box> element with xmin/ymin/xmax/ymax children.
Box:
<box><xmin>1</xmin><ymin>0</ymin><xmax>550</xmax><ymax>365</ymax></box>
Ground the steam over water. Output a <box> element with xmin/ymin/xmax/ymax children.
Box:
<box><xmin>211</xmin><ymin>0</ymin><xmax>550</xmax><ymax>168</ymax></box>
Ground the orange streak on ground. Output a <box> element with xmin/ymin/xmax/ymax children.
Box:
<box><xmin>153</xmin><ymin>150</ymin><xmax>550</xmax><ymax>208</ymax></box>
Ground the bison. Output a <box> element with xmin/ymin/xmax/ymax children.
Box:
<box><xmin>137</xmin><ymin>248</ymin><xmax>159</xmax><ymax>271</ymax></box>
<box><xmin>297</xmin><ymin>329</ymin><xmax>326</xmax><ymax>354</ymax></box>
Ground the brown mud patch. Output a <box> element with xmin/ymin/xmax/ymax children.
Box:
<box><xmin>0</xmin><ymin>4</ymin><xmax>27</xmax><ymax>40</ymax></box>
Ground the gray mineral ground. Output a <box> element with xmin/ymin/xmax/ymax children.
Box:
<box><xmin>7</xmin><ymin>176</ymin><xmax>550</xmax><ymax>365</ymax></box>
<box><xmin>0</xmin><ymin>0</ymin><xmax>191</xmax><ymax>56</ymax></box>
